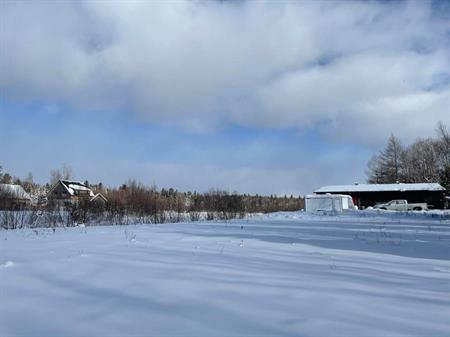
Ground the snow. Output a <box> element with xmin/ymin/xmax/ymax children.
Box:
<box><xmin>0</xmin><ymin>184</ymin><xmax>31</xmax><ymax>200</ymax></box>
<box><xmin>67</xmin><ymin>184</ymin><xmax>95</xmax><ymax>197</ymax></box>
<box><xmin>54</xmin><ymin>180</ymin><xmax>95</xmax><ymax>197</ymax></box>
<box><xmin>315</xmin><ymin>183</ymin><xmax>445</xmax><ymax>193</ymax></box>
<box><xmin>1</xmin><ymin>211</ymin><xmax>449</xmax><ymax>336</ymax></box>
<box><xmin>67</xmin><ymin>184</ymin><xmax>90</xmax><ymax>192</ymax></box>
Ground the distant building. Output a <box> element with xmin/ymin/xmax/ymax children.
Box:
<box><xmin>90</xmin><ymin>193</ymin><xmax>108</xmax><ymax>205</ymax></box>
<box><xmin>0</xmin><ymin>184</ymin><xmax>32</xmax><ymax>209</ymax></box>
<box><xmin>314</xmin><ymin>183</ymin><xmax>446</xmax><ymax>209</ymax></box>
<box><xmin>47</xmin><ymin>180</ymin><xmax>107</xmax><ymax>206</ymax></box>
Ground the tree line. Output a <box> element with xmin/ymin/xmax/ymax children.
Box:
<box><xmin>366</xmin><ymin>122</ymin><xmax>450</xmax><ymax>189</ymax></box>
<box><xmin>0</xmin><ymin>166</ymin><xmax>303</xmax><ymax>229</ymax></box>
<box><xmin>96</xmin><ymin>182</ymin><xmax>302</xmax><ymax>225</ymax></box>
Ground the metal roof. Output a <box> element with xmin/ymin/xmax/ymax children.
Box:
<box><xmin>315</xmin><ymin>183</ymin><xmax>445</xmax><ymax>193</ymax></box>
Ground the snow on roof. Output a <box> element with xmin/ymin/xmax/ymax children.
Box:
<box><xmin>0</xmin><ymin>184</ymin><xmax>31</xmax><ymax>200</ymax></box>
<box><xmin>315</xmin><ymin>183</ymin><xmax>445</xmax><ymax>193</ymax></box>
<box><xmin>59</xmin><ymin>180</ymin><xmax>95</xmax><ymax>197</ymax></box>
<box><xmin>68</xmin><ymin>184</ymin><xmax>90</xmax><ymax>191</ymax></box>
<box><xmin>306</xmin><ymin>194</ymin><xmax>352</xmax><ymax>199</ymax></box>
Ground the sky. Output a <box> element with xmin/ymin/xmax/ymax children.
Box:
<box><xmin>0</xmin><ymin>0</ymin><xmax>449</xmax><ymax>195</ymax></box>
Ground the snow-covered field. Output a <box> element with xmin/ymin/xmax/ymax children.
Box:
<box><xmin>1</xmin><ymin>211</ymin><xmax>449</xmax><ymax>337</ymax></box>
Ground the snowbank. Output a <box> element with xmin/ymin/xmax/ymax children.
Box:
<box><xmin>1</xmin><ymin>212</ymin><xmax>449</xmax><ymax>336</ymax></box>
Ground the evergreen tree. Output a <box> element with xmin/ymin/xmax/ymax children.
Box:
<box><xmin>367</xmin><ymin>134</ymin><xmax>405</xmax><ymax>183</ymax></box>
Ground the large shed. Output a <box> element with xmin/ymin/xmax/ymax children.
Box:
<box><xmin>314</xmin><ymin>183</ymin><xmax>446</xmax><ymax>209</ymax></box>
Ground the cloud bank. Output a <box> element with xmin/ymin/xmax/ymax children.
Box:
<box><xmin>1</xmin><ymin>0</ymin><xmax>449</xmax><ymax>144</ymax></box>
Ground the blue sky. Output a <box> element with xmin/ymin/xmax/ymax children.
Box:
<box><xmin>0</xmin><ymin>0</ymin><xmax>448</xmax><ymax>195</ymax></box>
<box><xmin>0</xmin><ymin>99</ymin><xmax>370</xmax><ymax>194</ymax></box>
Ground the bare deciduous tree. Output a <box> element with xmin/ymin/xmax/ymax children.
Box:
<box><xmin>367</xmin><ymin>122</ymin><xmax>450</xmax><ymax>189</ymax></box>
<box><xmin>435</xmin><ymin>121</ymin><xmax>450</xmax><ymax>189</ymax></box>
<box><xmin>50</xmin><ymin>164</ymin><xmax>73</xmax><ymax>185</ymax></box>
<box><xmin>405</xmin><ymin>138</ymin><xmax>439</xmax><ymax>183</ymax></box>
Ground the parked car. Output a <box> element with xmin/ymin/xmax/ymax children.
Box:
<box><xmin>374</xmin><ymin>199</ymin><xmax>428</xmax><ymax>211</ymax></box>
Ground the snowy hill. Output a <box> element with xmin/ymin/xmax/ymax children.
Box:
<box><xmin>1</xmin><ymin>211</ymin><xmax>449</xmax><ymax>336</ymax></box>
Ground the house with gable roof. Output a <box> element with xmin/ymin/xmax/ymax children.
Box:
<box><xmin>47</xmin><ymin>180</ymin><xmax>107</xmax><ymax>206</ymax></box>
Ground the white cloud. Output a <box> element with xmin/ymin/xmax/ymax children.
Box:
<box><xmin>242</xmin><ymin>50</ymin><xmax>448</xmax><ymax>143</ymax></box>
<box><xmin>1</xmin><ymin>0</ymin><xmax>448</xmax><ymax>145</ymax></box>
